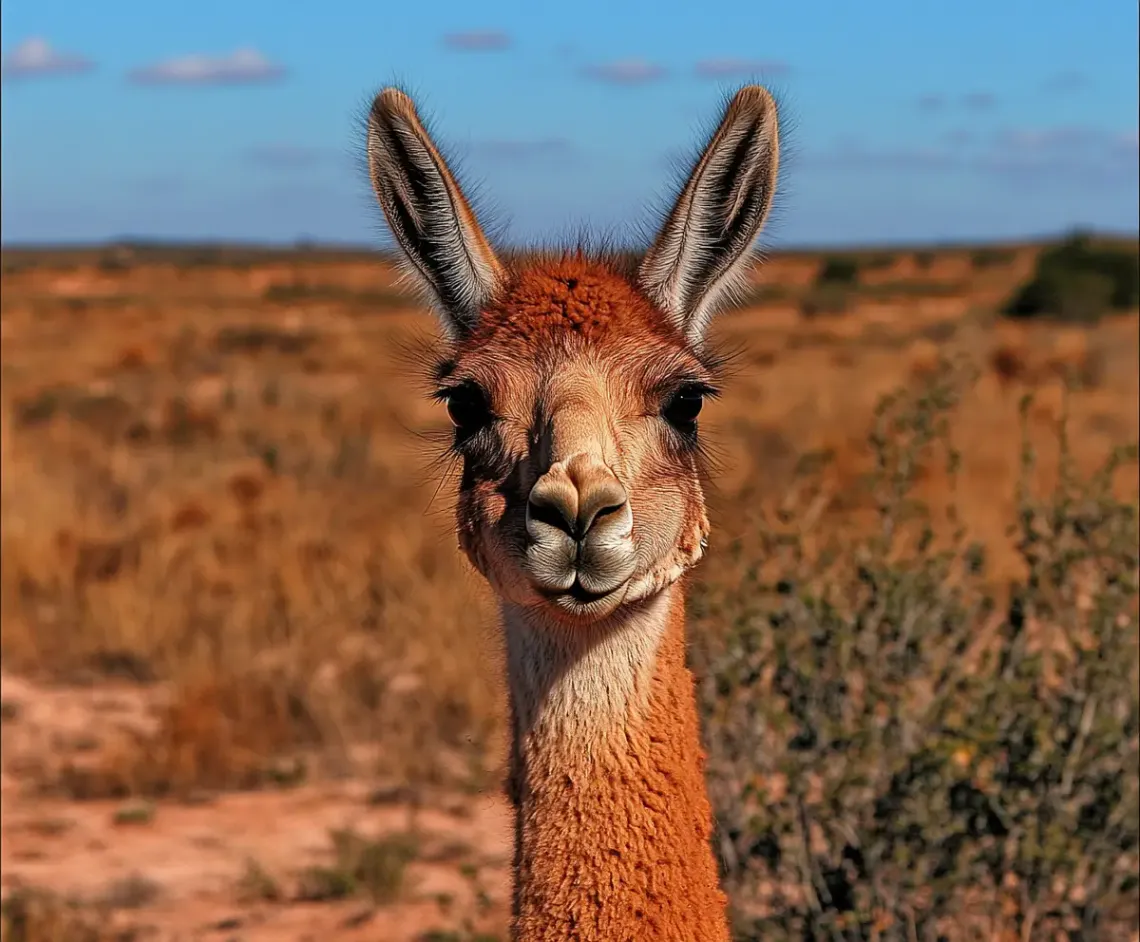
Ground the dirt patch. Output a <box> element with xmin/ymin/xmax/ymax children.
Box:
<box><xmin>1</xmin><ymin>671</ymin><xmax>512</xmax><ymax>941</ymax></box>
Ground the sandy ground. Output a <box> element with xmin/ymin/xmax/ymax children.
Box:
<box><xmin>0</xmin><ymin>670</ymin><xmax>513</xmax><ymax>941</ymax></box>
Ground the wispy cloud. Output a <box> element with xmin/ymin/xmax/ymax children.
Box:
<box><xmin>128</xmin><ymin>174</ymin><xmax>187</xmax><ymax>196</ymax></box>
<box><xmin>917</xmin><ymin>91</ymin><xmax>996</xmax><ymax>112</ymax></box>
<box><xmin>805</xmin><ymin>142</ymin><xmax>958</xmax><ymax>172</ymax></box>
<box><xmin>450</xmin><ymin>138</ymin><xmax>579</xmax><ymax>169</ymax></box>
<box><xmin>2</xmin><ymin>37</ymin><xmax>94</xmax><ymax>80</ymax></box>
<box><xmin>581</xmin><ymin>58</ymin><xmax>666</xmax><ymax>85</ymax></box>
<box><xmin>465</xmin><ymin>138</ymin><xmax>573</xmax><ymax>159</ymax></box>
<box><xmin>985</xmin><ymin>125</ymin><xmax>1137</xmax><ymax>179</ymax></box>
<box><xmin>128</xmin><ymin>48</ymin><xmax>285</xmax><ymax>86</ymax></box>
<box><xmin>804</xmin><ymin>125</ymin><xmax>1139</xmax><ymax>187</ymax></box>
<box><xmin>442</xmin><ymin>31</ymin><xmax>511</xmax><ymax>52</ymax></box>
<box><xmin>962</xmin><ymin>91</ymin><xmax>997</xmax><ymax>110</ymax></box>
<box><xmin>693</xmin><ymin>58</ymin><xmax>790</xmax><ymax>79</ymax></box>
<box><xmin>246</xmin><ymin>144</ymin><xmax>329</xmax><ymax>168</ymax></box>
<box><xmin>1042</xmin><ymin>70</ymin><xmax>1089</xmax><ymax>94</ymax></box>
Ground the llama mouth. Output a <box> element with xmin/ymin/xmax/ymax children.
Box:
<box><xmin>565</xmin><ymin>580</ymin><xmax>613</xmax><ymax>603</ymax></box>
<box><xmin>539</xmin><ymin>577</ymin><xmax>626</xmax><ymax>609</ymax></box>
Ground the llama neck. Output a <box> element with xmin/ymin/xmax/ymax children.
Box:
<box><xmin>501</xmin><ymin>587</ymin><xmax>729</xmax><ymax>942</ymax></box>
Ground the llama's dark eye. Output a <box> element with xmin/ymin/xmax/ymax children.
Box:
<box><xmin>443</xmin><ymin>381</ymin><xmax>493</xmax><ymax>435</ymax></box>
<box><xmin>662</xmin><ymin>384</ymin><xmax>706</xmax><ymax>430</ymax></box>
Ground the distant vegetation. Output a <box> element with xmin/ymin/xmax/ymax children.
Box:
<box><xmin>1003</xmin><ymin>233</ymin><xmax>1140</xmax><ymax>323</ymax></box>
<box><xmin>815</xmin><ymin>256</ymin><xmax>861</xmax><ymax>286</ymax></box>
<box><xmin>970</xmin><ymin>247</ymin><xmax>1016</xmax><ymax>270</ymax></box>
<box><xmin>860</xmin><ymin>253</ymin><xmax>896</xmax><ymax>271</ymax></box>
<box><xmin>800</xmin><ymin>256</ymin><xmax>860</xmax><ymax>317</ymax></box>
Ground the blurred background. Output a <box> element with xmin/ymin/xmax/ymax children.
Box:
<box><xmin>1</xmin><ymin>3</ymin><xmax>1138</xmax><ymax>941</ymax></box>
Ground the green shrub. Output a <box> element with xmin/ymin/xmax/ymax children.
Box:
<box><xmin>1003</xmin><ymin>234</ymin><xmax>1139</xmax><ymax>322</ymax></box>
<box><xmin>800</xmin><ymin>283</ymin><xmax>852</xmax><ymax>318</ymax></box>
<box><xmin>816</xmin><ymin>257</ymin><xmax>861</xmax><ymax>286</ymax></box>
<box><xmin>970</xmin><ymin>247</ymin><xmax>1015</xmax><ymax>270</ymax></box>
<box><xmin>695</xmin><ymin>366</ymin><xmax>1139</xmax><ymax>941</ymax></box>
<box><xmin>862</xmin><ymin>254</ymin><xmax>896</xmax><ymax>271</ymax></box>
<box><xmin>295</xmin><ymin>828</ymin><xmax>419</xmax><ymax>905</ymax></box>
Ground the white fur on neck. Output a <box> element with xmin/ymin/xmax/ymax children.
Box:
<box><xmin>502</xmin><ymin>590</ymin><xmax>675</xmax><ymax>753</ymax></box>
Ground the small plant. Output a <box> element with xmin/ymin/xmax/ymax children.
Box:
<box><xmin>295</xmin><ymin>864</ymin><xmax>357</xmax><ymax>902</ymax></box>
<box><xmin>112</xmin><ymin>800</ymin><xmax>155</xmax><ymax>826</ymax></box>
<box><xmin>296</xmin><ymin>828</ymin><xmax>419</xmax><ymax>905</ymax></box>
<box><xmin>0</xmin><ymin>888</ymin><xmax>110</xmax><ymax>942</ymax></box>
<box><xmin>237</xmin><ymin>857</ymin><xmax>282</xmax><ymax>903</ymax></box>
<box><xmin>418</xmin><ymin>930</ymin><xmax>503</xmax><ymax>942</ymax></box>
<box><xmin>101</xmin><ymin>873</ymin><xmax>160</xmax><ymax>910</ymax></box>
<box><xmin>26</xmin><ymin>817</ymin><xmax>74</xmax><ymax>837</ymax></box>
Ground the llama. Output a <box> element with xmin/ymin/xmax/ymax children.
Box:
<box><xmin>365</xmin><ymin>84</ymin><xmax>779</xmax><ymax>941</ymax></box>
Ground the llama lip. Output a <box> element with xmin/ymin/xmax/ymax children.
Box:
<box><xmin>564</xmin><ymin>579</ymin><xmax>613</xmax><ymax>603</ymax></box>
<box><xmin>539</xmin><ymin>577</ymin><xmax>626</xmax><ymax>611</ymax></box>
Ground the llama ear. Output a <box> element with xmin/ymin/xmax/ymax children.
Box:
<box><xmin>366</xmin><ymin>88</ymin><xmax>505</xmax><ymax>339</ymax></box>
<box><xmin>639</xmin><ymin>85</ymin><xmax>780</xmax><ymax>343</ymax></box>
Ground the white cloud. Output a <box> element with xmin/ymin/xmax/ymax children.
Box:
<box><xmin>453</xmin><ymin>138</ymin><xmax>578</xmax><ymax>167</ymax></box>
<box><xmin>804</xmin><ymin>125</ymin><xmax>1139</xmax><ymax>187</ymax></box>
<box><xmin>246</xmin><ymin>144</ymin><xmax>329</xmax><ymax>168</ymax></box>
<box><xmin>581</xmin><ymin>58</ymin><xmax>666</xmax><ymax>85</ymax></box>
<box><xmin>1042</xmin><ymin>71</ymin><xmax>1088</xmax><ymax>94</ymax></box>
<box><xmin>693</xmin><ymin>58</ymin><xmax>789</xmax><ymax>79</ymax></box>
<box><xmin>2</xmin><ymin>37</ymin><xmax>94</xmax><ymax>80</ymax></box>
<box><xmin>442</xmin><ymin>31</ymin><xmax>511</xmax><ymax>52</ymax></box>
<box><xmin>128</xmin><ymin>48</ymin><xmax>285</xmax><ymax>86</ymax></box>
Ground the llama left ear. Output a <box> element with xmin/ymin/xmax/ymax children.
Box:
<box><xmin>366</xmin><ymin>87</ymin><xmax>505</xmax><ymax>340</ymax></box>
<box><xmin>639</xmin><ymin>85</ymin><xmax>780</xmax><ymax>343</ymax></box>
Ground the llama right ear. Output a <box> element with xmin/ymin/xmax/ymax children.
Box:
<box><xmin>639</xmin><ymin>85</ymin><xmax>780</xmax><ymax>344</ymax></box>
<box><xmin>367</xmin><ymin>88</ymin><xmax>505</xmax><ymax>339</ymax></box>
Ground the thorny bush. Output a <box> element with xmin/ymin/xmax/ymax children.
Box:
<box><xmin>694</xmin><ymin>365</ymin><xmax>1139</xmax><ymax>941</ymax></box>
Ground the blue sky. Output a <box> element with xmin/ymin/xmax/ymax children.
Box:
<box><xmin>2</xmin><ymin>0</ymin><xmax>1137</xmax><ymax>248</ymax></box>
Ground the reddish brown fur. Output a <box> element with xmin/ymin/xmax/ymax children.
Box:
<box><xmin>511</xmin><ymin>589</ymin><xmax>730</xmax><ymax>942</ymax></box>
<box><xmin>462</xmin><ymin>256</ymin><xmax>682</xmax><ymax>352</ymax></box>
<box><xmin>367</xmin><ymin>84</ymin><xmax>781</xmax><ymax>941</ymax></box>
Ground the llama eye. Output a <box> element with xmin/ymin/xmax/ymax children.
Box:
<box><xmin>443</xmin><ymin>382</ymin><xmax>494</xmax><ymax>434</ymax></box>
<box><xmin>662</xmin><ymin>384</ymin><xmax>706</xmax><ymax>430</ymax></box>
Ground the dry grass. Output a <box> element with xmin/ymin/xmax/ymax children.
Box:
<box><xmin>0</xmin><ymin>887</ymin><xmax>118</xmax><ymax>942</ymax></box>
<box><xmin>1</xmin><ymin>242</ymin><xmax>1137</xmax><ymax>803</ymax></box>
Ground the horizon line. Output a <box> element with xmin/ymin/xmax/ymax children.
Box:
<box><xmin>2</xmin><ymin>226</ymin><xmax>1138</xmax><ymax>258</ymax></box>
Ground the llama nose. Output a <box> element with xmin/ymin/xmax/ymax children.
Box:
<box><xmin>527</xmin><ymin>456</ymin><xmax>629</xmax><ymax>542</ymax></box>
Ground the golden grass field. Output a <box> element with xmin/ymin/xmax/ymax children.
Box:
<box><xmin>1</xmin><ymin>240</ymin><xmax>1137</xmax><ymax>940</ymax></box>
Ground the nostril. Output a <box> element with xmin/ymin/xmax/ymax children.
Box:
<box><xmin>583</xmin><ymin>501</ymin><xmax>626</xmax><ymax>532</ymax></box>
<box><xmin>527</xmin><ymin>496</ymin><xmax>576</xmax><ymax>537</ymax></box>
